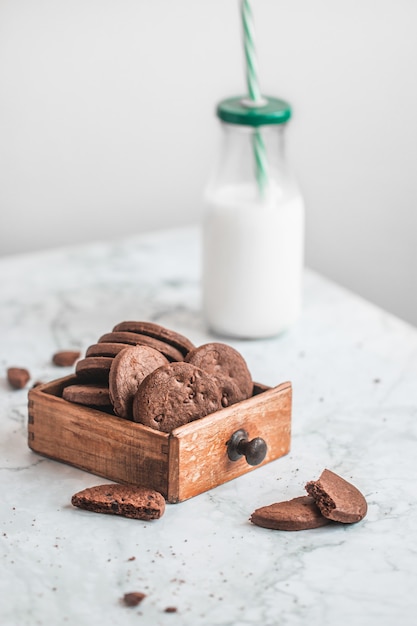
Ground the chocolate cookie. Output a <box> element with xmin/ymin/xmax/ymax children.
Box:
<box><xmin>133</xmin><ymin>362</ymin><xmax>223</xmax><ymax>432</ymax></box>
<box><xmin>109</xmin><ymin>345</ymin><xmax>169</xmax><ymax>419</ymax></box>
<box><xmin>75</xmin><ymin>357</ymin><xmax>113</xmax><ymax>382</ymax></box>
<box><xmin>250</xmin><ymin>496</ymin><xmax>331</xmax><ymax>531</ymax></box>
<box><xmin>71</xmin><ymin>484</ymin><xmax>165</xmax><ymax>520</ymax></box>
<box><xmin>185</xmin><ymin>342</ymin><xmax>252</xmax><ymax>401</ymax></box>
<box><xmin>63</xmin><ymin>383</ymin><xmax>111</xmax><ymax>408</ymax></box>
<box><xmin>85</xmin><ymin>342</ymin><xmax>130</xmax><ymax>358</ymax></box>
<box><xmin>112</xmin><ymin>320</ymin><xmax>195</xmax><ymax>357</ymax></box>
<box><xmin>305</xmin><ymin>469</ymin><xmax>367</xmax><ymax>523</ymax></box>
<box><xmin>99</xmin><ymin>331</ymin><xmax>184</xmax><ymax>362</ymax></box>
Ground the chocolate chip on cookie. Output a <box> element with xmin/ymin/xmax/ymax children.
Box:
<box><xmin>215</xmin><ymin>374</ymin><xmax>245</xmax><ymax>408</ymax></box>
<box><xmin>63</xmin><ymin>383</ymin><xmax>111</xmax><ymax>408</ymax></box>
<box><xmin>250</xmin><ymin>496</ymin><xmax>331</xmax><ymax>531</ymax></box>
<box><xmin>132</xmin><ymin>362</ymin><xmax>223</xmax><ymax>432</ymax></box>
<box><xmin>71</xmin><ymin>484</ymin><xmax>165</xmax><ymax>520</ymax></box>
<box><xmin>305</xmin><ymin>469</ymin><xmax>367</xmax><ymax>523</ymax></box>
<box><xmin>112</xmin><ymin>320</ymin><xmax>195</xmax><ymax>357</ymax></box>
<box><xmin>109</xmin><ymin>345</ymin><xmax>169</xmax><ymax>419</ymax></box>
<box><xmin>185</xmin><ymin>342</ymin><xmax>252</xmax><ymax>401</ymax></box>
<box><xmin>98</xmin><ymin>331</ymin><xmax>184</xmax><ymax>362</ymax></box>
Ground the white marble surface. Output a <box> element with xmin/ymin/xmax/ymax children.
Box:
<box><xmin>1</xmin><ymin>226</ymin><xmax>417</xmax><ymax>626</ymax></box>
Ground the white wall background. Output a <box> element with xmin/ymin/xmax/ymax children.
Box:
<box><xmin>1</xmin><ymin>0</ymin><xmax>417</xmax><ymax>326</ymax></box>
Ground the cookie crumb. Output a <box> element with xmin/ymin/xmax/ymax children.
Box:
<box><xmin>52</xmin><ymin>350</ymin><xmax>81</xmax><ymax>367</ymax></box>
<box><xmin>7</xmin><ymin>367</ymin><xmax>30</xmax><ymax>389</ymax></box>
<box><xmin>122</xmin><ymin>592</ymin><xmax>146</xmax><ymax>607</ymax></box>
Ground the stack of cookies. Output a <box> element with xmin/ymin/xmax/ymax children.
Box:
<box><xmin>62</xmin><ymin>321</ymin><xmax>254</xmax><ymax>433</ymax></box>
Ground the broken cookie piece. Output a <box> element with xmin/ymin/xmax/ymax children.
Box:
<box><xmin>305</xmin><ymin>468</ymin><xmax>367</xmax><ymax>523</ymax></box>
<box><xmin>7</xmin><ymin>367</ymin><xmax>30</xmax><ymax>389</ymax></box>
<box><xmin>52</xmin><ymin>350</ymin><xmax>81</xmax><ymax>367</ymax></box>
<box><xmin>250</xmin><ymin>495</ymin><xmax>331</xmax><ymax>531</ymax></box>
<box><xmin>71</xmin><ymin>484</ymin><xmax>165</xmax><ymax>520</ymax></box>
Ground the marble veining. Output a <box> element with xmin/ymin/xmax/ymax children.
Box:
<box><xmin>1</xmin><ymin>226</ymin><xmax>417</xmax><ymax>626</ymax></box>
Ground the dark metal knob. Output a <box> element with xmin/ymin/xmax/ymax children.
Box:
<box><xmin>226</xmin><ymin>429</ymin><xmax>267</xmax><ymax>466</ymax></box>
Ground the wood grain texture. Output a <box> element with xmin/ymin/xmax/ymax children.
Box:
<box><xmin>28</xmin><ymin>377</ymin><xmax>292</xmax><ymax>503</ymax></box>
<box><xmin>170</xmin><ymin>382</ymin><xmax>292</xmax><ymax>502</ymax></box>
<box><xmin>28</xmin><ymin>376</ymin><xmax>170</xmax><ymax>496</ymax></box>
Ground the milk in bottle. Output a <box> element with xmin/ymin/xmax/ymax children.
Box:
<box><xmin>202</xmin><ymin>97</ymin><xmax>305</xmax><ymax>339</ymax></box>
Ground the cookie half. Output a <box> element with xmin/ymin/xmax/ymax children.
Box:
<box><xmin>99</xmin><ymin>331</ymin><xmax>184</xmax><ymax>362</ymax></box>
<box><xmin>112</xmin><ymin>320</ymin><xmax>195</xmax><ymax>357</ymax></box>
<box><xmin>250</xmin><ymin>496</ymin><xmax>330</xmax><ymax>531</ymax></box>
<box><xmin>185</xmin><ymin>342</ymin><xmax>252</xmax><ymax>401</ymax></box>
<box><xmin>305</xmin><ymin>469</ymin><xmax>367</xmax><ymax>523</ymax></box>
<box><xmin>71</xmin><ymin>484</ymin><xmax>165</xmax><ymax>520</ymax></box>
<box><xmin>109</xmin><ymin>345</ymin><xmax>169</xmax><ymax>419</ymax></box>
<box><xmin>132</xmin><ymin>362</ymin><xmax>223</xmax><ymax>432</ymax></box>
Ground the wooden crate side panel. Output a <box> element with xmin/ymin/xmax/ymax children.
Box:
<box><xmin>36</xmin><ymin>375</ymin><xmax>76</xmax><ymax>397</ymax></box>
<box><xmin>173</xmin><ymin>382</ymin><xmax>292</xmax><ymax>502</ymax></box>
<box><xmin>167</xmin><ymin>435</ymin><xmax>180</xmax><ymax>503</ymax></box>
<box><xmin>28</xmin><ymin>387</ymin><xmax>170</xmax><ymax>496</ymax></box>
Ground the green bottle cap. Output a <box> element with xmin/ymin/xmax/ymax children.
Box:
<box><xmin>216</xmin><ymin>95</ymin><xmax>291</xmax><ymax>127</ymax></box>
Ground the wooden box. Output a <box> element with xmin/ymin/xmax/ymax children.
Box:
<box><xmin>28</xmin><ymin>376</ymin><xmax>292</xmax><ymax>503</ymax></box>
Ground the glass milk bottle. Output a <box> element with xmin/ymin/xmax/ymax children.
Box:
<box><xmin>202</xmin><ymin>96</ymin><xmax>305</xmax><ymax>338</ymax></box>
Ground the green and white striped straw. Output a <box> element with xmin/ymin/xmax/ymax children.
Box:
<box><xmin>241</xmin><ymin>0</ymin><xmax>268</xmax><ymax>197</ymax></box>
